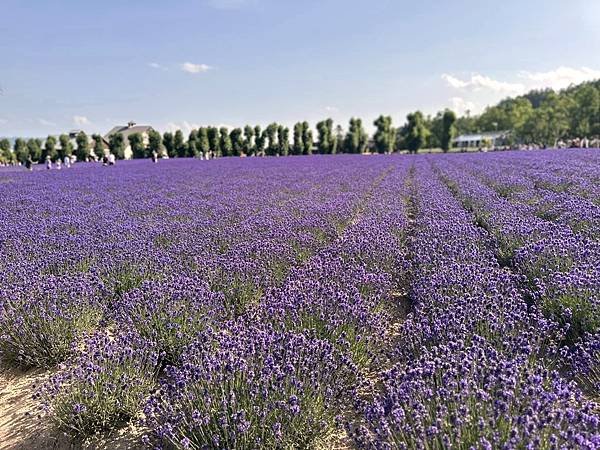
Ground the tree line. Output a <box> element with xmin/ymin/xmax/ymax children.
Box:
<box><xmin>0</xmin><ymin>113</ymin><xmax>454</xmax><ymax>164</ymax></box>
<box><xmin>1</xmin><ymin>78</ymin><xmax>598</xmax><ymax>164</ymax></box>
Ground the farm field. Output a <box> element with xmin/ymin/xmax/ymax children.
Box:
<box><xmin>0</xmin><ymin>149</ymin><xmax>599</xmax><ymax>449</ymax></box>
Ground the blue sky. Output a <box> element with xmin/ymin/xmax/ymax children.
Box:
<box><xmin>1</xmin><ymin>0</ymin><xmax>599</xmax><ymax>137</ymax></box>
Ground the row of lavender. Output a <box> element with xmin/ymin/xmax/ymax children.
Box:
<box><xmin>0</xmin><ymin>156</ymin><xmax>412</xmax><ymax>448</ymax></box>
<box><xmin>1</xmin><ymin>151</ymin><xmax>598</xmax><ymax>448</ymax></box>
<box><xmin>350</xmin><ymin>158</ymin><xmax>599</xmax><ymax>449</ymax></box>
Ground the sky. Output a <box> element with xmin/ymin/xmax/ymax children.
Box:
<box><xmin>1</xmin><ymin>0</ymin><xmax>600</xmax><ymax>137</ymax></box>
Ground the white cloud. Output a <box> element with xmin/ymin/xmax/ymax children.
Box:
<box><xmin>519</xmin><ymin>66</ymin><xmax>600</xmax><ymax>91</ymax></box>
<box><xmin>149</xmin><ymin>62</ymin><xmax>168</xmax><ymax>71</ymax></box>
<box><xmin>73</xmin><ymin>115</ymin><xmax>91</xmax><ymax>127</ymax></box>
<box><xmin>0</xmin><ymin>118</ymin><xmax>7</xmax><ymax>125</ymax></box>
<box><xmin>38</xmin><ymin>118</ymin><xmax>56</xmax><ymax>127</ymax></box>
<box><xmin>449</xmin><ymin>97</ymin><xmax>476</xmax><ymax>116</ymax></box>
<box><xmin>325</xmin><ymin>106</ymin><xmax>339</xmax><ymax>113</ymax></box>
<box><xmin>442</xmin><ymin>73</ymin><xmax>525</xmax><ymax>94</ymax></box>
<box><xmin>181</xmin><ymin>62</ymin><xmax>213</xmax><ymax>74</ymax></box>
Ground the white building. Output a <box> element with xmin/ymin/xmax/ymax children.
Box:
<box><xmin>453</xmin><ymin>131</ymin><xmax>510</xmax><ymax>149</ymax></box>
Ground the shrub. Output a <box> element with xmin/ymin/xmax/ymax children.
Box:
<box><xmin>144</xmin><ymin>324</ymin><xmax>357</xmax><ymax>449</ymax></box>
<box><xmin>0</xmin><ymin>274</ymin><xmax>104</xmax><ymax>368</ymax></box>
<box><xmin>39</xmin><ymin>329</ymin><xmax>158</xmax><ymax>436</ymax></box>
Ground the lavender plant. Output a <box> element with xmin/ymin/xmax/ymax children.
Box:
<box><xmin>144</xmin><ymin>324</ymin><xmax>358</xmax><ymax>449</ymax></box>
<box><xmin>39</xmin><ymin>329</ymin><xmax>158</xmax><ymax>436</ymax></box>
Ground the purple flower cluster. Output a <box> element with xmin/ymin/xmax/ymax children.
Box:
<box><xmin>0</xmin><ymin>151</ymin><xmax>598</xmax><ymax>448</ymax></box>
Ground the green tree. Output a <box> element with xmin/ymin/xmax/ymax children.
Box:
<box><xmin>254</xmin><ymin>125</ymin><xmax>265</xmax><ymax>156</ymax></box>
<box><xmin>58</xmin><ymin>134</ymin><xmax>74</xmax><ymax>160</ymax></box>
<box><xmin>219</xmin><ymin>127</ymin><xmax>232</xmax><ymax>157</ymax></box>
<box><xmin>42</xmin><ymin>135</ymin><xmax>58</xmax><ymax>162</ymax></box>
<box><xmin>278</xmin><ymin>125</ymin><xmax>289</xmax><ymax>156</ymax></box>
<box><xmin>128</xmin><ymin>133</ymin><xmax>146</xmax><ymax>159</ymax></box>
<box><xmin>174</xmin><ymin>130</ymin><xmax>186</xmax><ymax>158</ymax></box>
<box><xmin>301</xmin><ymin>121</ymin><xmax>313</xmax><ymax>155</ymax></box>
<box><xmin>0</xmin><ymin>138</ymin><xmax>12</xmax><ymax>163</ymax></box>
<box><xmin>14</xmin><ymin>138</ymin><xmax>28</xmax><ymax>164</ymax></box>
<box><xmin>108</xmin><ymin>133</ymin><xmax>125</xmax><ymax>159</ymax></box>
<box><xmin>187</xmin><ymin>130</ymin><xmax>199</xmax><ymax>157</ymax></box>
<box><xmin>343</xmin><ymin>118</ymin><xmax>368</xmax><ymax>153</ymax></box>
<box><xmin>148</xmin><ymin>129</ymin><xmax>163</xmax><ymax>157</ymax></box>
<box><xmin>207</xmin><ymin>127</ymin><xmax>220</xmax><ymax>157</ymax></box>
<box><xmin>230</xmin><ymin>128</ymin><xmax>244</xmax><ymax>156</ymax></box>
<box><xmin>441</xmin><ymin>110</ymin><xmax>457</xmax><ymax>152</ymax></box>
<box><xmin>75</xmin><ymin>131</ymin><xmax>90</xmax><ymax>161</ymax></box>
<box><xmin>265</xmin><ymin>123</ymin><xmax>279</xmax><ymax>156</ymax></box>
<box><xmin>243</xmin><ymin>125</ymin><xmax>254</xmax><ymax>155</ymax></box>
<box><xmin>163</xmin><ymin>132</ymin><xmax>175</xmax><ymax>158</ymax></box>
<box><xmin>292</xmin><ymin>122</ymin><xmax>304</xmax><ymax>155</ymax></box>
<box><xmin>373</xmin><ymin>115</ymin><xmax>396</xmax><ymax>154</ymax></box>
<box><xmin>91</xmin><ymin>134</ymin><xmax>105</xmax><ymax>159</ymax></box>
<box><xmin>197</xmin><ymin>127</ymin><xmax>210</xmax><ymax>158</ymax></box>
<box><xmin>27</xmin><ymin>138</ymin><xmax>43</xmax><ymax>163</ymax></box>
<box><xmin>316</xmin><ymin>118</ymin><xmax>335</xmax><ymax>154</ymax></box>
<box><xmin>404</xmin><ymin>111</ymin><xmax>430</xmax><ymax>154</ymax></box>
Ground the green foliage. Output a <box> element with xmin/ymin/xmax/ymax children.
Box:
<box><xmin>27</xmin><ymin>138</ymin><xmax>43</xmax><ymax>162</ymax></box>
<box><xmin>75</xmin><ymin>131</ymin><xmax>90</xmax><ymax>161</ymax></box>
<box><xmin>403</xmin><ymin>111</ymin><xmax>430</xmax><ymax>154</ymax></box>
<box><xmin>230</xmin><ymin>127</ymin><xmax>244</xmax><ymax>156</ymax></box>
<box><xmin>265</xmin><ymin>123</ymin><xmax>279</xmax><ymax>156</ymax></box>
<box><xmin>108</xmin><ymin>133</ymin><xmax>125</xmax><ymax>159</ymax></box>
<box><xmin>174</xmin><ymin>130</ymin><xmax>186</xmax><ymax>158</ymax></box>
<box><xmin>14</xmin><ymin>137</ymin><xmax>29</xmax><ymax>163</ymax></box>
<box><xmin>254</xmin><ymin>125</ymin><xmax>265</xmax><ymax>156</ymax></box>
<box><xmin>91</xmin><ymin>134</ymin><xmax>105</xmax><ymax>159</ymax></box>
<box><xmin>148</xmin><ymin>129</ymin><xmax>163</xmax><ymax>157</ymax></box>
<box><xmin>441</xmin><ymin>109</ymin><xmax>457</xmax><ymax>152</ymax></box>
<box><xmin>301</xmin><ymin>121</ymin><xmax>313</xmax><ymax>155</ymax></box>
<box><xmin>207</xmin><ymin>127</ymin><xmax>220</xmax><ymax>157</ymax></box>
<box><xmin>42</xmin><ymin>135</ymin><xmax>58</xmax><ymax>162</ymax></box>
<box><xmin>128</xmin><ymin>133</ymin><xmax>146</xmax><ymax>159</ymax></box>
<box><xmin>162</xmin><ymin>132</ymin><xmax>175</xmax><ymax>158</ymax></box>
<box><xmin>278</xmin><ymin>125</ymin><xmax>289</xmax><ymax>156</ymax></box>
<box><xmin>197</xmin><ymin>127</ymin><xmax>210</xmax><ymax>157</ymax></box>
<box><xmin>187</xmin><ymin>129</ymin><xmax>198</xmax><ymax>157</ymax></box>
<box><xmin>373</xmin><ymin>115</ymin><xmax>396</xmax><ymax>154</ymax></box>
<box><xmin>343</xmin><ymin>118</ymin><xmax>368</xmax><ymax>154</ymax></box>
<box><xmin>219</xmin><ymin>127</ymin><xmax>232</xmax><ymax>157</ymax></box>
<box><xmin>0</xmin><ymin>138</ymin><xmax>12</xmax><ymax>163</ymax></box>
<box><xmin>316</xmin><ymin>118</ymin><xmax>335</xmax><ymax>154</ymax></box>
<box><xmin>243</xmin><ymin>125</ymin><xmax>254</xmax><ymax>155</ymax></box>
<box><xmin>292</xmin><ymin>122</ymin><xmax>303</xmax><ymax>155</ymax></box>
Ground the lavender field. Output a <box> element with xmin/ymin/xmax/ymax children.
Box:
<box><xmin>0</xmin><ymin>149</ymin><xmax>599</xmax><ymax>449</ymax></box>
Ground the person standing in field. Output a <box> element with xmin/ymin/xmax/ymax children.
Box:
<box><xmin>152</xmin><ymin>150</ymin><xmax>158</xmax><ymax>163</ymax></box>
<box><xmin>63</xmin><ymin>155</ymin><xmax>71</xmax><ymax>168</ymax></box>
<box><xmin>46</xmin><ymin>155</ymin><xmax>52</xmax><ymax>170</ymax></box>
<box><xmin>25</xmin><ymin>156</ymin><xmax>33</xmax><ymax>171</ymax></box>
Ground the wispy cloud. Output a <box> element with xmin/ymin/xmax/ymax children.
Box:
<box><xmin>519</xmin><ymin>66</ymin><xmax>600</xmax><ymax>91</ymax></box>
<box><xmin>181</xmin><ymin>62</ymin><xmax>213</xmax><ymax>74</ymax></box>
<box><xmin>325</xmin><ymin>106</ymin><xmax>339</xmax><ymax>113</ymax></box>
<box><xmin>38</xmin><ymin>118</ymin><xmax>56</xmax><ymax>127</ymax></box>
<box><xmin>0</xmin><ymin>118</ymin><xmax>8</xmax><ymax>125</ymax></box>
<box><xmin>73</xmin><ymin>115</ymin><xmax>90</xmax><ymax>127</ymax></box>
<box><xmin>442</xmin><ymin>73</ymin><xmax>524</xmax><ymax>94</ymax></box>
<box><xmin>148</xmin><ymin>62</ymin><xmax>168</xmax><ymax>71</ymax></box>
